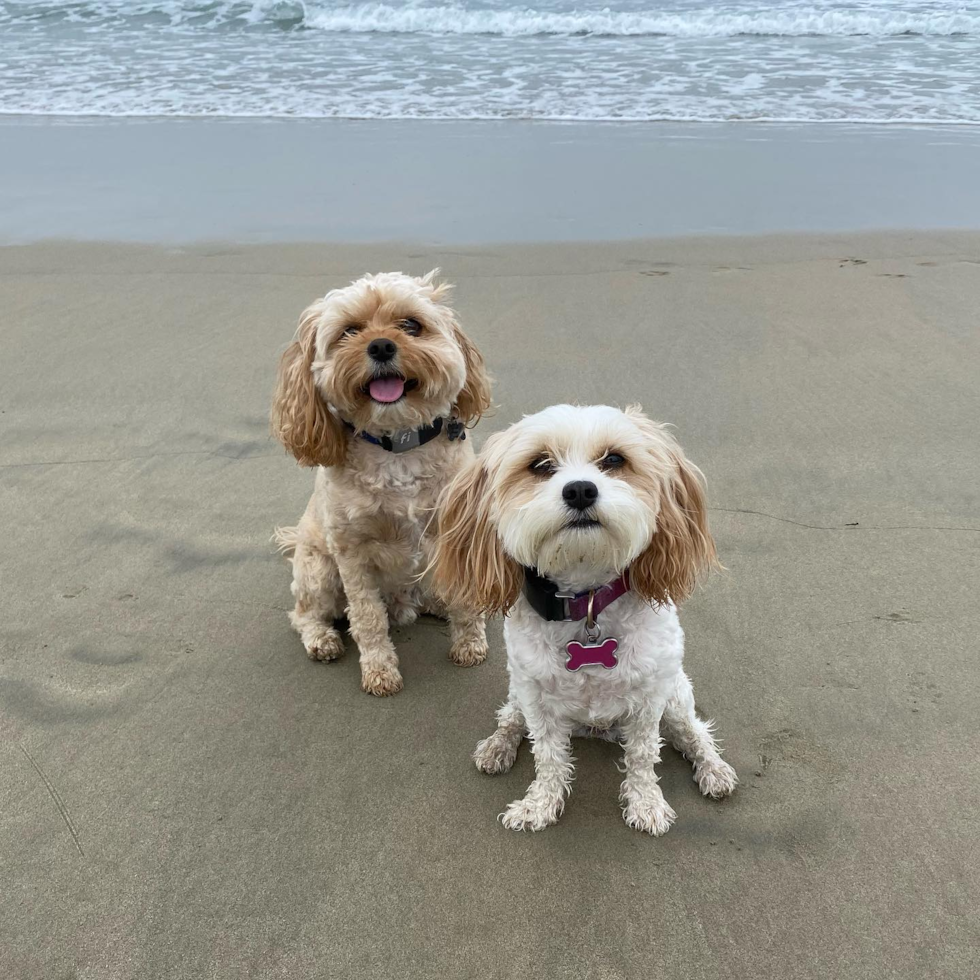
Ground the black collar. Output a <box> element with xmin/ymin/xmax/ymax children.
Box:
<box><xmin>522</xmin><ymin>566</ymin><xmax>632</xmax><ymax>623</ymax></box>
<box><xmin>344</xmin><ymin>417</ymin><xmax>466</xmax><ymax>454</ymax></box>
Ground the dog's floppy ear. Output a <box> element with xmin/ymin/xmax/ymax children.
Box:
<box><xmin>451</xmin><ymin>322</ymin><xmax>493</xmax><ymax>424</ymax></box>
<box><xmin>271</xmin><ymin>299</ymin><xmax>347</xmax><ymax>467</ymax></box>
<box><xmin>431</xmin><ymin>457</ymin><xmax>522</xmax><ymax>615</ymax></box>
<box><xmin>626</xmin><ymin>406</ymin><xmax>718</xmax><ymax>607</ymax></box>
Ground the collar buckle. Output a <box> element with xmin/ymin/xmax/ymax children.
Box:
<box><xmin>552</xmin><ymin>589</ymin><xmax>599</xmax><ymax>635</ymax></box>
<box><xmin>553</xmin><ymin>590</ymin><xmax>577</xmax><ymax>623</ymax></box>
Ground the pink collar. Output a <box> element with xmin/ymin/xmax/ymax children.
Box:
<box><xmin>522</xmin><ymin>568</ymin><xmax>631</xmax><ymax>624</ymax></box>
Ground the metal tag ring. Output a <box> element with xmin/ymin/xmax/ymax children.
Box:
<box><xmin>585</xmin><ymin>590</ymin><xmax>600</xmax><ymax>642</ymax></box>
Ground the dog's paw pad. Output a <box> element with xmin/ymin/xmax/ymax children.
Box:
<box><xmin>696</xmin><ymin>760</ymin><xmax>738</xmax><ymax>798</ymax></box>
<box><xmin>450</xmin><ymin>638</ymin><xmax>489</xmax><ymax>668</ymax></box>
<box><xmin>473</xmin><ymin>735</ymin><xmax>519</xmax><ymax>775</ymax></box>
<box><xmin>500</xmin><ymin>798</ymin><xmax>559</xmax><ymax>832</ymax></box>
<box><xmin>361</xmin><ymin>665</ymin><xmax>403</xmax><ymax>697</ymax></box>
<box><xmin>623</xmin><ymin>797</ymin><xmax>676</xmax><ymax>836</ymax></box>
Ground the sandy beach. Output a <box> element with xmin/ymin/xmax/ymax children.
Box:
<box><xmin>5</xmin><ymin>0</ymin><xmax>980</xmax><ymax>972</ymax></box>
<box><xmin>3</xmin><ymin>227</ymin><xmax>979</xmax><ymax>978</ymax></box>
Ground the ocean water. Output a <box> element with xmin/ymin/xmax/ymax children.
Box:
<box><xmin>2</xmin><ymin>0</ymin><xmax>979</xmax><ymax>123</ymax></box>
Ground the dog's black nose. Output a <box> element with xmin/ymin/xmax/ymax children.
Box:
<box><xmin>562</xmin><ymin>480</ymin><xmax>599</xmax><ymax>511</ymax></box>
<box><xmin>368</xmin><ymin>338</ymin><xmax>398</xmax><ymax>363</ymax></box>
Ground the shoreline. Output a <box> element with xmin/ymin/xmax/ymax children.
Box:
<box><xmin>4</xmin><ymin>229</ymin><xmax>980</xmax><ymax>262</ymax></box>
<box><xmin>6</xmin><ymin>112</ymin><xmax>980</xmax><ymax>127</ymax></box>
<box><xmin>4</xmin><ymin>117</ymin><xmax>979</xmax><ymax>244</ymax></box>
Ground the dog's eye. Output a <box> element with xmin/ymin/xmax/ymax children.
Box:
<box><xmin>598</xmin><ymin>453</ymin><xmax>626</xmax><ymax>472</ymax></box>
<box><xmin>399</xmin><ymin>318</ymin><xmax>423</xmax><ymax>336</ymax></box>
<box><xmin>343</xmin><ymin>324</ymin><xmax>361</xmax><ymax>336</ymax></box>
<box><xmin>529</xmin><ymin>456</ymin><xmax>557</xmax><ymax>477</ymax></box>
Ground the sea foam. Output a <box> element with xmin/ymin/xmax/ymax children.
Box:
<box><xmin>4</xmin><ymin>2</ymin><xmax>980</xmax><ymax>37</ymax></box>
<box><xmin>3</xmin><ymin>0</ymin><xmax>980</xmax><ymax>123</ymax></box>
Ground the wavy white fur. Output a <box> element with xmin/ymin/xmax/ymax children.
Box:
<box><xmin>433</xmin><ymin>404</ymin><xmax>737</xmax><ymax>833</ymax></box>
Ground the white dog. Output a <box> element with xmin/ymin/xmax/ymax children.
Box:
<box><xmin>432</xmin><ymin>404</ymin><xmax>737</xmax><ymax>833</ymax></box>
<box><xmin>271</xmin><ymin>271</ymin><xmax>491</xmax><ymax>697</ymax></box>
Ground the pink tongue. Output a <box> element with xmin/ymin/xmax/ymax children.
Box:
<box><xmin>368</xmin><ymin>377</ymin><xmax>406</xmax><ymax>403</ymax></box>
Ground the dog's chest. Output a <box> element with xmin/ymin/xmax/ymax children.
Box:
<box><xmin>353</xmin><ymin>448</ymin><xmax>444</xmax><ymax>506</ymax></box>
<box><xmin>321</xmin><ymin>440</ymin><xmax>464</xmax><ymax>554</ymax></box>
<box><xmin>506</xmin><ymin>597</ymin><xmax>685</xmax><ymax>724</ymax></box>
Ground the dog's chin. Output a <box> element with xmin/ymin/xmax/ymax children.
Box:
<box><xmin>521</xmin><ymin>522</ymin><xmax>640</xmax><ymax>585</ymax></box>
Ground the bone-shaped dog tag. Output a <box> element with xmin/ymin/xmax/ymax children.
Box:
<box><xmin>565</xmin><ymin>637</ymin><xmax>619</xmax><ymax>672</ymax></box>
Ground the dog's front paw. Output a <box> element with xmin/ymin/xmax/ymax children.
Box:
<box><xmin>473</xmin><ymin>733</ymin><xmax>520</xmax><ymax>775</ymax></box>
<box><xmin>449</xmin><ymin>637</ymin><xmax>488</xmax><ymax>668</ymax></box>
<box><xmin>302</xmin><ymin>625</ymin><xmax>345</xmax><ymax>662</ymax></box>
<box><xmin>695</xmin><ymin>759</ymin><xmax>738</xmax><ymax>799</ymax></box>
<box><xmin>500</xmin><ymin>797</ymin><xmax>560</xmax><ymax>832</ymax></box>
<box><xmin>360</xmin><ymin>664</ymin><xmax>404</xmax><ymax>697</ymax></box>
<box><xmin>623</xmin><ymin>796</ymin><xmax>676</xmax><ymax>836</ymax></box>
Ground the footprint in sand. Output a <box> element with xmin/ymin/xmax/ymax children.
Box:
<box><xmin>907</xmin><ymin>669</ymin><xmax>943</xmax><ymax>713</ymax></box>
<box><xmin>755</xmin><ymin>727</ymin><xmax>842</xmax><ymax>782</ymax></box>
<box><xmin>839</xmin><ymin>257</ymin><xmax>867</xmax><ymax>267</ymax></box>
<box><xmin>639</xmin><ymin>270</ymin><xmax>670</xmax><ymax>277</ymax></box>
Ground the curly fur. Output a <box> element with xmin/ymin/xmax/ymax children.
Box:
<box><xmin>271</xmin><ymin>271</ymin><xmax>492</xmax><ymax>696</ymax></box>
<box><xmin>432</xmin><ymin>404</ymin><xmax>736</xmax><ymax>831</ymax></box>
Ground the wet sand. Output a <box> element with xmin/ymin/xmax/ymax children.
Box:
<box><xmin>2</xmin><ymin>233</ymin><xmax>979</xmax><ymax>978</ymax></box>
<box><xmin>3</xmin><ymin>117</ymin><xmax>980</xmax><ymax>243</ymax></box>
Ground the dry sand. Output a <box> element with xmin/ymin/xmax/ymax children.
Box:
<box><xmin>2</xmin><ymin>233</ymin><xmax>979</xmax><ymax>978</ymax></box>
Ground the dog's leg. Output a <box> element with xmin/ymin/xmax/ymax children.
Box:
<box><xmin>500</xmin><ymin>706</ymin><xmax>573</xmax><ymax>831</ymax></box>
<box><xmin>446</xmin><ymin>605</ymin><xmax>488</xmax><ymax>667</ymax></box>
<box><xmin>287</xmin><ymin>532</ymin><xmax>346</xmax><ymax>663</ymax></box>
<box><xmin>335</xmin><ymin>554</ymin><xmax>403</xmax><ymax>697</ymax></box>
<box><xmin>619</xmin><ymin>702</ymin><xmax>676</xmax><ymax>836</ymax></box>
<box><xmin>663</xmin><ymin>671</ymin><xmax>737</xmax><ymax>799</ymax></box>
<box><xmin>421</xmin><ymin>585</ymin><xmax>487</xmax><ymax>665</ymax></box>
<box><xmin>473</xmin><ymin>697</ymin><xmax>525</xmax><ymax>774</ymax></box>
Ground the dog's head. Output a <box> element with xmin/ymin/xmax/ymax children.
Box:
<box><xmin>271</xmin><ymin>270</ymin><xmax>491</xmax><ymax>466</ymax></box>
<box><xmin>432</xmin><ymin>404</ymin><xmax>717</xmax><ymax>614</ymax></box>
